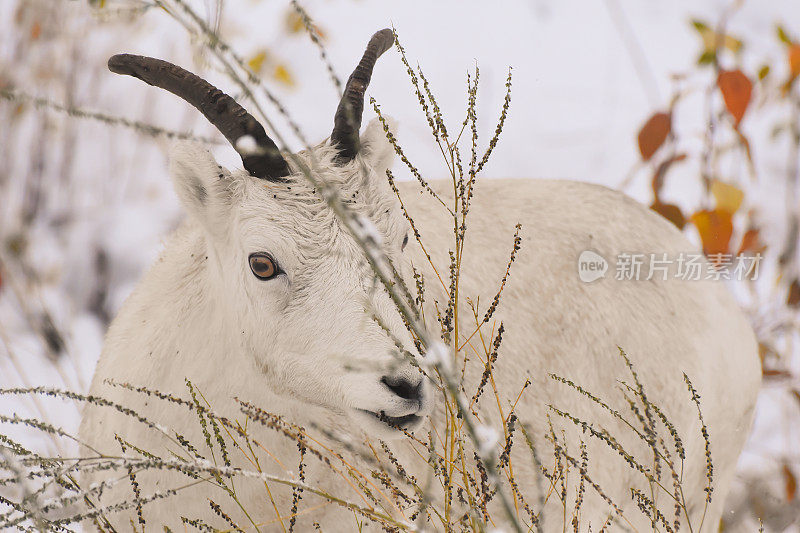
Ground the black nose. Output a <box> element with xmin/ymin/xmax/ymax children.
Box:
<box><xmin>381</xmin><ymin>375</ymin><xmax>423</xmax><ymax>403</ymax></box>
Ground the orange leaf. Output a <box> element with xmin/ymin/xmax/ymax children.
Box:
<box><xmin>763</xmin><ymin>368</ymin><xmax>791</xmax><ymax>378</ymax></box>
<box><xmin>784</xmin><ymin>464</ymin><xmax>797</xmax><ymax>502</ymax></box>
<box><xmin>761</xmin><ymin>368</ymin><xmax>792</xmax><ymax>379</ymax></box>
<box><xmin>717</xmin><ymin>70</ymin><xmax>752</xmax><ymax>127</ymax></box>
<box><xmin>691</xmin><ymin>209</ymin><xmax>733</xmax><ymax>258</ymax></box>
<box><xmin>30</xmin><ymin>21</ymin><xmax>41</xmax><ymax>40</ymax></box>
<box><xmin>789</xmin><ymin>279</ymin><xmax>800</xmax><ymax>307</ymax></box>
<box><xmin>637</xmin><ymin>112</ymin><xmax>671</xmax><ymax>161</ymax></box>
<box><xmin>787</xmin><ymin>45</ymin><xmax>800</xmax><ymax>91</ymax></box>
<box><xmin>738</xmin><ymin>228</ymin><xmax>765</xmax><ymax>255</ymax></box>
<box><xmin>790</xmin><ymin>45</ymin><xmax>800</xmax><ymax>77</ymax></box>
<box><xmin>651</xmin><ymin>202</ymin><xmax>686</xmax><ymax>230</ymax></box>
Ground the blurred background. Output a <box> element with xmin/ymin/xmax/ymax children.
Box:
<box><xmin>1</xmin><ymin>0</ymin><xmax>799</xmax><ymax>529</ymax></box>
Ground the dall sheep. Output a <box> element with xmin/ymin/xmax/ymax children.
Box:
<box><xmin>79</xmin><ymin>29</ymin><xmax>761</xmax><ymax>531</ymax></box>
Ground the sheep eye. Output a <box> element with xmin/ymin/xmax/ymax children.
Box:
<box><xmin>402</xmin><ymin>233</ymin><xmax>409</xmax><ymax>250</ymax></box>
<box><xmin>249</xmin><ymin>253</ymin><xmax>279</xmax><ymax>280</ymax></box>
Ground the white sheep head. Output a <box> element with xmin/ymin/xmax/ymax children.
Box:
<box><xmin>108</xmin><ymin>29</ymin><xmax>432</xmax><ymax>438</ymax></box>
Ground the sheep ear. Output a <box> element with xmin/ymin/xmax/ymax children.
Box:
<box><xmin>169</xmin><ymin>141</ymin><xmax>234</xmax><ymax>239</ymax></box>
<box><xmin>359</xmin><ymin>116</ymin><xmax>396</xmax><ymax>173</ymax></box>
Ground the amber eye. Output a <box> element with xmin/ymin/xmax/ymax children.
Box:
<box><xmin>248</xmin><ymin>253</ymin><xmax>279</xmax><ymax>280</ymax></box>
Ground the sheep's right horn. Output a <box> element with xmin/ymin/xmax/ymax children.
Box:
<box><xmin>330</xmin><ymin>29</ymin><xmax>395</xmax><ymax>163</ymax></box>
<box><xmin>108</xmin><ymin>54</ymin><xmax>290</xmax><ymax>181</ymax></box>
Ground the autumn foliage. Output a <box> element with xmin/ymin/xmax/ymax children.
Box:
<box><xmin>637</xmin><ymin>111</ymin><xmax>671</xmax><ymax>161</ymax></box>
<box><xmin>633</xmin><ymin>13</ymin><xmax>800</xmax><ymax>521</ymax></box>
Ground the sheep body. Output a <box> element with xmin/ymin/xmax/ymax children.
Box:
<box><xmin>80</xmin><ymin>130</ymin><xmax>759</xmax><ymax>530</ymax></box>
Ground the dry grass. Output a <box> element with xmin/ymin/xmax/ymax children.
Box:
<box><xmin>0</xmin><ymin>2</ymin><xmax>721</xmax><ymax>531</ymax></box>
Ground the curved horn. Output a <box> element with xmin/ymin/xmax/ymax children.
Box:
<box><xmin>108</xmin><ymin>54</ymin><xmax>290</xmax><ymax>181</ymax></box>
<box><xmin>330</xmin><ymin>29</ymin><xmax>394</xmax><ymax>162</ymax></box>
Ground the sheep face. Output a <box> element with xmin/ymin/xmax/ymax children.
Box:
<box><xmin>104</xmin><ymin>30</ymin><xmax>425</xmax><ymax>437</ymax></box>
<box><xmin>168</xmin><ymin>118</ymin><xmax>432</xmax><ymax>438</ymax></box>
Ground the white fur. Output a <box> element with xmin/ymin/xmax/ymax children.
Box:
<box><xmin>79</xmin><ymin>118</ymin><xmax>760</xmax><ymax>531</ymax></box>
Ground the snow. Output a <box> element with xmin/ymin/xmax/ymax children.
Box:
<box><xmin>423</xmin><ymin>341</ymin><xmax>452</xmax><ymax>372</ymax></box>
<box><xmin>234</xmin><ymin>134</ymin><xmax>258</xmax><ymax>155</ymax></box>
<box><xmin>352</xmin><ymin>213</ymin><xmax>383</xmax><ymax>247</ymax></box>
<box><xmin>475</xmin><ymin>424</ymin><xmax>499</xmax><ymax>459</ymax></box>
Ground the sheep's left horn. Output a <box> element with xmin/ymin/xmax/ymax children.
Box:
<box><xmin>330</xmin><ymin>29</ymin><xmax>394</xmax><ymax>163</ymax></box>
<box><xmin>108</xmin><ymin>54</ymin><xmax>290</xmax><ymax>181</ymax></box>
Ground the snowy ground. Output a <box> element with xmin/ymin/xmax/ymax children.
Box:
<box><xmin>1</xmin><ymin>0</ymin><xmax>800</xmax><ymax>529</ymax></box>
